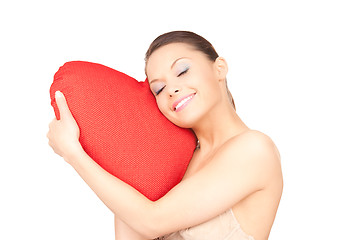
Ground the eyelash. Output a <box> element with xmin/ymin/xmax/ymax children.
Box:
<box><xmin>155</xmin><ymin>86</ymin><xmax>165</xmax><ymax>95</ymax></box>
<box><xmin>178</xmin><ymin>67</ymin><xmax>189</xmax><ymax>77</ymax></box>
<box><xmin>155</xmin><ymin>67</ymin><xmax>189</xmax><ymax>96</ymax></box>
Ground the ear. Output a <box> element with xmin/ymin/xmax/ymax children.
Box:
<box><xmin>214</xmin><ymin>57</ymin><xmax>228</xmax><ymax>81</ymax></box>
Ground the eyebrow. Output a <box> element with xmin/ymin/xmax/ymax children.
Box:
<box><xmin>171</xmin><ymin>57</ymin><xmax>188</xmax><ymax>69</ymax></box>
<box><xmin>149</xmin><ymin>57</ymin><xmax>190</xmax><ymax>84</ymax></box>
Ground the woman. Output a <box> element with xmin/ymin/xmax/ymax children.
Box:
<box><xmin>48</xmin><ymin>31</ymin><xmax>283</xmax><ymax>240</ymax></box>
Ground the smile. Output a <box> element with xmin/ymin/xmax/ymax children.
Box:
<box><xmin>173</xmin><ymin>93</ymin><xmax>196</xmax><ymax>112</ymax></box>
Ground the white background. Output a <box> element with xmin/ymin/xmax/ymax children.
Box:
<box><xmin>1</xmin><ymin>1</ymin><xmax>356</xmax><ymax>239</ymax></box>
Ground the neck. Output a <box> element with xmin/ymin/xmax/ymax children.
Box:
<box><xmin>191</xmin><ymin>102</ymin><xmax>249</xmax><ymax>154</ymax></box>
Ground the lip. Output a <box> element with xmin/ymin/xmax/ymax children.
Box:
<box><xmin>172</xmin><ymin>93</ymin><xmax>196</xmax><ymax>112</ymax></box>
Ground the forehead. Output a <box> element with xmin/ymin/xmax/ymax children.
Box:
<box><xmin>146</xmin><ymin>43</ymin><xmax>200</xmax><ymax>75</ymax></box>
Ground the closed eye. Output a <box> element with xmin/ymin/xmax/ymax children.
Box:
<box><xmin>155</xmin><ymin>86</ymin><xmax>166</xmax><ymax>95</ymax></box>
<box><xmin>177</xmin><ymin>68</ymin><xmax>189</xmax><ymax>77</ymax></box>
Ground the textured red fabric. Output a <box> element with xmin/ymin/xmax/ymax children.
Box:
<box><xmin>50</xmin><ymin>61</ymin><xmax>196</xmax><ymax>201</ymax></box>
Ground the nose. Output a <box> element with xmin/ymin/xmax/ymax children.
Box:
<box><xmin>169</xmin><ymin>88</ymin><xmax>180</xmax><ymax>97</ymax></box>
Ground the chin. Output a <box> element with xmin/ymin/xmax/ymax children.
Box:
<box><xmin>174</xmin><ymin>121</ymin><xmax>194</xmax><ymax>129</ymax></box>
<box><xmin>165</xmin><ymin>117</ymin><xmax>191</xmax><ymax>129</ymax></box>
<box><xmin>167</xmin><ymin>112</ymin><xmax>201</xmax><ymax>129</ymax></box>
<box><xmin>160</xmin><ymin>102</ymin><xmax>208</xmax><ymax>129</ymax></box>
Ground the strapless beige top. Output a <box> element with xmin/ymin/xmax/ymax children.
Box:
<box><xmin>156</xmin><ymin>209</ymin><xmax>255</xmax><ymax>240</ymax></box>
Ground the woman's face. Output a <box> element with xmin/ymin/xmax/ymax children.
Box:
<box><xmin>146</xmin><ymin>43</ymin><xmax>226</xmax><ymax>128</ymax></box>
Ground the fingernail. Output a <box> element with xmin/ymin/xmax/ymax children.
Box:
<box><xmin>55</xmin><ymin>91</ymin><xmax>63</xmax><ymax>98</ymax></box>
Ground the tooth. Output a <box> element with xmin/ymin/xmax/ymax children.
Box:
<box><xmin>176</xmin><ymin>95</ymin><xmax>192</xmax><ymax>110</ymax></box>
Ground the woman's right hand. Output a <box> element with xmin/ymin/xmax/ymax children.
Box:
<box><xmin>47</xmin><ymin>91</ymin><xmax>83</xmax><ymax>163</ymax></box>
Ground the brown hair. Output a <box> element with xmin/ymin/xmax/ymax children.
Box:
<box><xmin>145</xmin><ymin>31</ymin><xmax>236</xmax><ymax>110</ymax></box>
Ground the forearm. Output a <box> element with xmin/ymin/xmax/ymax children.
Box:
<box><xmin>115</xmin><ymin>217</ymin><xmax>149</xmax><ymax>240</ymax></box>
<box><xmin>64</xmin><ymin>148</ymin><xmax>158</xmax><ymax>238</ymax></box>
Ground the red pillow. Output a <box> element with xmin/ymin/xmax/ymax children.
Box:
<box><xmin>50</xmin><ymin>61</ymin><xmax>196</xmax><ymax>201</ymax></box>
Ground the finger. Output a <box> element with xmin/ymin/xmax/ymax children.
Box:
<box><xmin>55</xmin><ymin>91</ymin><xmax>72</xmax><ymax>120</ymax></box>
<box><xmin>48</xmin><ymin>117</ymin><xmax>56</xmax><ymax>126</ymax></box>
<box><xmin>47</xmin><ymin>119</ymin><xmax>55</xmax><ymax>139</ymax></box>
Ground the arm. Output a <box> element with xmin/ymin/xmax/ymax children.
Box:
<box><xmin>48</xmin><ymin>91</ymin><xmax>281</xmax><ymax>238</ymax></box>
<box><xmin>48</xmin><ymin>92</ymin><xmax>150</xmax><ymax>239</ymax></box>
<box><xmin>115</xmin><ymin>217</ymin><xmax>149</xmax><ymax>240</ymax></box>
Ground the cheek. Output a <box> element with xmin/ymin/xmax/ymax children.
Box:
<box><xmin>156</xmin><ymin>99</ymin><xmax>181</xmax><ymax>125</ymax></box>
<box><xmin>198</xmin><ymin>74</ymin><xmax>220</xmax><ymax>98</ymax></box>
<box><xmin>194</xmin><ymin>67</ymin><xmax>217</xmax><ymax>89</ymax></box>
<box><xmin>156</xmin><ymin>99</ymin><xmax>170</xmax><ymax>117</ymax></box>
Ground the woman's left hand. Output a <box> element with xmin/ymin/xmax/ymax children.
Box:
<box><xmin>47</xmin><ymin>91</ymin><xmax>82</xmax><ymax>162</ymax></box>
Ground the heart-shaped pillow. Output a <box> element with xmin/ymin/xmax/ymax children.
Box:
<box><xmin>50</xmin><ymin>61</ymin><xmax>196</xmax><ymax>201</ymax></box>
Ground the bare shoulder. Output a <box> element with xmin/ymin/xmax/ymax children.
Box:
<box><xmin>222</xmin><ymin>130</ymin><xmax>280</xmax><ymax>156</ymax></box>
<box><xmin>227</xmin><ymin>129</ymin><xmax>280</xmax><ymax>162</ymax></box>
<box><xmin>215</xmin><ymin>130</ymin><xmax>282</xmax><ymax>185</ymax></box>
